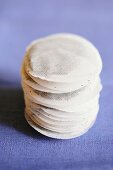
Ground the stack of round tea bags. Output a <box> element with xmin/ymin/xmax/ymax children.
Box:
<box><xmin>21</xmin><ymin>33</ymin><xmax>102</xmax><ymax>139</ymax></box>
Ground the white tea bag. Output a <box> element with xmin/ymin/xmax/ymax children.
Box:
<box><xmin>25</xmin><ymin>33</ymin><xmax>102</xmax><ymax>83</ymax></box>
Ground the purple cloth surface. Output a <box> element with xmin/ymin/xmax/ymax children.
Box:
<box><xmin>0</xmin><ymin>0</ymin><xmax>113</xmax><ymax>169</ymax></box>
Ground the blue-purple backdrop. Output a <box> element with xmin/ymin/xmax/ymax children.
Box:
<box><xmin>0</xmin><ymin>0</ymin><xmax>113</xmax><ymax>170</ymax></box>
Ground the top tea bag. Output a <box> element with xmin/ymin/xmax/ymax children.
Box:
<box><xmin>25</xmin><ymin>33</ymin><xmax>102</xmax><ymax>83</ymax></box>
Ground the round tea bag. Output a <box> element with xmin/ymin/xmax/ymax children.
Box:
<box><xmin>25</xmin><ymin>33</ymin><xmax>102</xmax><ymax>83</ymax></box>
<box><xmin>25</xmin><ymin>112</ymin><xmax>96</xmax><ymax>139</ymax></box>
<box><xmin>28</xmin><ymin>71</ymin><xmax>97</xmax><ymax>92</ymax></box>
<box><xmin>22</xmin><ymin>77</ymin><xmax>101</xmax><ymax>109</ymax></box>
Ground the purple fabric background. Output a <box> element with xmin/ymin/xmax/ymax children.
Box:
<box><xmin>0</xmin><ymin>0</ymin><xmax>113</xmax><ymax>169</ymax></box>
